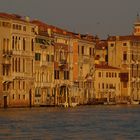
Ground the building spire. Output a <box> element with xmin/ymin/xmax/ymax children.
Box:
<box><xmin>133</xmin><ymin>13</ymin><xmax>140</xmax><ymax>36</ymax></box>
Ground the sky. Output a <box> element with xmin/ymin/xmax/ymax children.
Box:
<box><xmin>0</xmin><ymin>0</ymin><xmax>140</xmax><ymax>39</ymax></box>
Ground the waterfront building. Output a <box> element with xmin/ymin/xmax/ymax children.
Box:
<box><xmin>31</xmin><ymin>20</ymin><xmax>96</xmax><ymax>107</ymax></box>
<box><xmin>31</xmin><ymin>20</ymin><xmax>55</xmax><ymax>106</ymax></box>
<box><xmin>74</xmin><ymin>34</ymin><xmax>95</xmax><ymax>104</ymax></box>
<box><xmin>107</xmin><ymin>15</ymin><xmax>140</xmax><ymax>102</ymax></box>
<box><xmin>0</xmin><ymin>12</ymin><xmax>95</xmax><ymax>107</ymax></box>
<box><xmin>94</xmin><ymin>64</ymin><xmax>121</xmax><ymax>103</ymax></box>
<box><xmin>53</xmin><ymin>31</ymin><xmax>72</xmax><ymax>107</ymax></box>
<box><xmin>0</xmin><ymin>13</ymin><xmax>37</xmax><ymax>107</ymax></box>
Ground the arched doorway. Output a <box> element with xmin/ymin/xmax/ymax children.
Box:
<box><xmin>59</xmin><ymin>85</ymin><xmax>69</xmax><ymax>107</ymax></box>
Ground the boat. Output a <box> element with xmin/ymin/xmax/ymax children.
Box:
<box><xmin>71</xmin><ymin>102</ymin><xmax>78</xmax><ymax>107</ymax></box>
<box><xmin>104</xmin><ymin>101</ymin><xmax>116</xmax><ymax>105</ymax></box>
<box><xmin>130</xmin><ymin>100</ymin><xmax>139</xmax><ymax>105</ymax></box>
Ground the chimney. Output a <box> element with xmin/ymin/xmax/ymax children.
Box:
<box><xmin>25</xmin><ymin>16</ymin><xmax>30</xmax><ymax>22</ymax></box>
<box><xmin>47</xmin><ymin>28</ymin><xmax>51</xmax><ymax>36</ymax></box>
<box><xmin>116</xmin><ymin>36</ymin><xmax>119</xmax><ymax>41</ymax></box>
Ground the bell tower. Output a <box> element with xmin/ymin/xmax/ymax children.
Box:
<box><xmin>133</xmin><ymin>14</ymin><xmax>140</xmax><ymax>36</ymax></box>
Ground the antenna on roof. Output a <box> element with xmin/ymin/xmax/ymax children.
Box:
<box><xmin>136</xmin><ymin>13</ymin><xmax>140</xmax><ymax>22</ymax></box>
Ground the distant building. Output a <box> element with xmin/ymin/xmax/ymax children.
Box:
<box><xmin>107</xmin><ymin>15</ymin><xmax>140</xmax><ymax>102</ymax></box>
<box><xmin>94</xmin><ymin>64</ymin><xmax>121</xmax><ymax>102</ymax></box>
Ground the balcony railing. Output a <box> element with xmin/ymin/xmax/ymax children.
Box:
<box><xmin>40</xmin><ymin>61</ymin><xmax>48</xmax><ymax>67</ymax></box>
<box><xmin>3</xmin><ymin>59</ymin><xmax>11</xmax><ymax>65</ymax></box>
<box><xmin>59</xmin><ymin>59</ymin><xmax>67</xmax><ymax>69</ymax></box>
<box><xmin>59</xmin><ymin>59</ymin><xmax>67</xmax><ymax>65</ymax></box>
<box><xmin>3</xmin><ymin>50</ymin><xmax>13</xmax><ymax>56</ymax></box>
<box><xmin>3</xmin><ymin>75</ymin><xmax>13</xmax><ymax>83</ymax></box>
<box><xmin>40</xmin><ymin>45</ymin><xmax>47</xmax><ymax>49</ymax></box>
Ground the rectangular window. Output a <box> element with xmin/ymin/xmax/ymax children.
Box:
<box><xmin>12</xmin><ymin>36</ymin><xmax>14</xmax><ymax>49</ymax></box>
<box><xmin>110</xmin><ymin>43</ymin><xmax>114</xmax><ymax>47</ymax></box>
<box><xmin>123</xmin><ymin>53</ymin><xmax>127</xmax><ymax>61</ymax></box>
<box><xmin>89</xmin><ymin>48</ymin><xmax>92</xmax><ymax>56</ymax></box>
<box><xmin>31</xmin><ymin>39</ymin><xmax>34</xmax><ymax>51</ymax></box>
<box><xmin>54</xmin><ymin>70</ymin><xmax>59</xmax><ymax>79</ymax></box>
<box><xmin>102</xmin><ymin>83</ymin><xmax>104</xmax><ymax>89</ymax></box>
<box><xmin>64</xmin><ymin>71</ymin><xmax>69</xmax><ymax>80</ymax></box>
<box><xmin>78</xmin><ymin>45</ymin><xmax>80</xmax><ymax>54</ymax></box>
<box><xmin>23</xmin><ymin>95</ymin><xmax>25</xmax><ymax>100</ymax></box>
<box><xmin>112</xmin><ymin>73</ymin><xmax>114</xmax><ymax>77</ymax></box>
<box><xmin>12</xmin><ymin>24</ymin><xmax>16</xmax><ymax>29</ymax></box>
<box><xmin>106</xmin><ymin>72</ymin><xmax>108</xmax><ymax>77</ymax></box>
<box><xmin>123</xmin><ymin>43</ymin><xmax>127</xmax><ymax>46</ymax></box>
<box><xmin>98</xmin><ymin>72</ymin><xmax>101</xmax><ymax>77</ymax></box>
<box><xmin>23</xmin><ymin>26</ymin><xmax>26</xmax><ymax>31</ymax></box>
<box><xmin>67</xmin><ymin>71</ymin><xmax>69</xmax><ymax>80</ymax></box>
<box><xmin>35</xmin><ymin>53</ymin><xmax>41</xmax><ymax>61</ymax></box>
<box><xmin>81</xmin><ymin>46</ymin><xmax>84</xmax><ymax>55</ymax></box>
<box><xmin>23</xmin><ymin>38</ymin><xmax>25</xmax><ymax>50</ymax></box>
<box><xmin>23</xmin><ymin>81</ymin><xmax>25</xmax><ymax>90</ymax></box>
<box><xmin>51</xmin><ymin>55</ymin><xmax>54</xmax><ymax>62</ymax></box>
<box><xmin>23</xmin><ymin>59</ymin><xmax>25</xmax><ymax>72</ymax></box>
<box><xmin>106</xmin><ymin>84</ymin><xmax>108</xmax><ymax>89</ymax></box>
<box><xmin>46</xmin><ymin>54</ymin><xmax>49</xmax><ymax>62</ymax></box>
<box><xmin>18</xmin><ymin>58</ymin><xmax>20</xmax><ymax>72</ymax></box>
<box><xmin>13</xmin><ymin>94</ymin><xmax>15</xmax><ymax>100</ymax></box>
<box><xmin>105</xmin><ymin>55</ymin><xmax>108</xmax><ymax>62</ymax></box>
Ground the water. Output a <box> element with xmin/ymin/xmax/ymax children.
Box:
<box><xmin>0</xmin><ymin>105</ymin><xmax>140</xmax><ymax>140</ymax></box>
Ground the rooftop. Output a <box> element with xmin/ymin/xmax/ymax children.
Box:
<box><xmin>0</xmin><ymin>12</ymin><xmax>30</xmax><ymax>23</ymax></box>
<box><xmin>107</xmin><ymin>35</ymin><xmax>140</xmax><ymax>41</ymax></box>
<box><xmin>95</xmin><ymin>64</ymin><xmax>119</xmax><ymax>70</ymax></box>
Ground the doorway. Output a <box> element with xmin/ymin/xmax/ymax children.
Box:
<box><xmin>4</xmin><ymin>96</ymin><xmax>8</xmax><ymax>108</ymax></box>
<box><xmin>29</xmin><ymin>89</ymin><xmax>32</xmax><ymax>107</ymax></box>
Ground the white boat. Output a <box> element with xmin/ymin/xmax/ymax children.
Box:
<box><xmin>71</xmin><ymin>102</ymin><xmax>78</xmax><ymax>107</ymax></box>
<box><xmin>131</xmin><ymin>100</ymin><xmax>139</xmax><ymax>105</ymax></box>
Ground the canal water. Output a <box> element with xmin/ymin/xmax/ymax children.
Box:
<box><xmin>0</xmin><ymin>105</ymin><xmax>140</xmax><ymax>140</ymax></box>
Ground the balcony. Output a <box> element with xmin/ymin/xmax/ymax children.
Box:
<box><xmin>3</xmin><ymin>50</ymin><xmax>13</xmax><ymax>57</ymax></box>
<box><xmin>40</xmin><ymin>61</ymin><xmax>48</xmax><ymax>67</ymax></box>
<box><xmin>122</xmin><ymin>60</ymin><xmax>128</xmax><ymax>65</ymax></box>
<box><xmin>3</xmin><ymin>58</ymin><xmax>11</xmax><ymax>65</ymax></box>
<box><xmin>40</xmin><ymin>45</ymin><xmax>47</xmax><ymax>49</ymax></box>
<box><xmin>59</xmin><ymin>59</ymin><xmax>67</xmax><ymax>69</ymax></box>
<box><xmin>41</xmin><ymin>82</ymin><xmax>52</xmax><ymax>88</ymax></box>
<box><xmin>119</xmin><ymin>73</ymin><xmax>129</xmax><ymax>82</ymax></box>
<box><xmin>3</xmin><ymin>75</ymin><xmax>13</xmax><ymax>83</ymax></box>
<box><xmin>2</xmin><ymin>91</ymin><xmax>10</xmax><ymax>96</ymax></box>
<box><xmin>83</xmin><ymin>57</ymin><xmax>90</xmax><ymax>63</ymax></box>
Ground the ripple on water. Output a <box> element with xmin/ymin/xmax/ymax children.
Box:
<box><xmin>0</xmin><ymin>106</ymin><xmax>140</xmax><ymax>140</ymax></box>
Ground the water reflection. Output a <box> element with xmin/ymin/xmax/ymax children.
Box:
<box><xmin>0</xmin><ymin>106</ymin><xmax>140</xmax><ymax>140</ymax></box>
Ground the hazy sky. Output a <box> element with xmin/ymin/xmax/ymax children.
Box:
<box><xmin>0</xmin><ymin>0</ymin><xmax>140</xmax><ymax>39</ymax></box>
